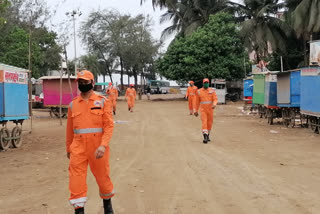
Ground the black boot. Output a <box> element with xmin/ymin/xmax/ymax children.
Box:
<box><xmin>75</xmin><ymin>207</ymin><xmax>84</xmax><ymax>214</ymax></box>
<box><xmin>103</xmin><ymin>199</ymin><xmax>114</xmax><ymax>214</ymax></box>
<box><xmin>207</xmin><ymin>134</ymin><xmax>211</xmax><ymax>142</ymax></box>
<box><xmin>203</xmin><ymin>134</ymin><xmax>208</xmax><ymax>144</ymax></box>
<box><xmin>113</xmin><ymin>111</ymin><xmax>116</xmax><ymax>115</ymax></box>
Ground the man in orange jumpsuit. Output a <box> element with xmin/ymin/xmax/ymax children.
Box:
<box><xmin>185</xmin><ymin>81</ymin><xmax>198</xmax><ymax>115</ymax></box>
<box><xmin>125</xmin><ymin>84</ymin><xmax>136</xmax><ymax>112</ymax></box>
<box><xmin>66</xmin><ymin>70</ymin><xmax>115</xmax><ymax>214</ymax></box>
<box><xmin>194</xmin><ymin>78</ymin><xmax>218</xmax><ymax>144</ymax></box>
<box><xmin>106</xmin><ymin>82</ymin><xmax>118</xmax><ymax>115</ymax></box>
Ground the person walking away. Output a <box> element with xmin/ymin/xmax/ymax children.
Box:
<box><xmin>66</xmin><ymin>70</ymin><xmax>115</xmax><ymax>214</ymax></box>
<box><xmin>106</xmin><ymin>82</ymin><xmax>118</xmax><ymax>115</ymax></box>
<box><xmin>194</xmin><ymin>78</ymin><xmax>218</xmax><ymax>144</ymax></box>
<box><xmin>185</xmin><ymin>81</ymin><xmax>198</xmax><ymax>115</ymax></box>
<box><xmin>125</xmin><ymin>84</ymin><xmax>136</xmax><ymax>112</ymax></box>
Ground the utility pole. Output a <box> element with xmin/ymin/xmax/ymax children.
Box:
<box><xmin>28</xmin><ymin>12</ymin><xmax>33</xmax><ymax>133</ymax></box>
<box><xmin>66</xmin><ymin>10</ymin><xmax>82</xmax><ymax>75</ymax></box>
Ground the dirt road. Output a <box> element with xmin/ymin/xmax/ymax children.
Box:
<box><xmin>1</xmin><ymin>97</ymin><xmax>320</xmax><ymax>214</ymax></box>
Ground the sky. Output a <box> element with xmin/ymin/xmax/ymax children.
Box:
<box><xmin>46</xmin><ymin>0</ymin><xmax>173</xmax><ymax>60</ymax></box>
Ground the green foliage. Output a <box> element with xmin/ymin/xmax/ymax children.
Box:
<box><xmin>0</xmin><ymin>0</ymin><xmax>10</xmax><ymax>25</ymax></box>
<box><xmin>229</xmin><ymin>0</ymin><xmax>291</xmax><ymax>62</ymax></box>
<box><xmin>157</xmin><ymin>13</ymin><xmax>246</xmax><ymax>82</ymax></box>
<box><xmin>0</xmin><ymin>24</ymin><xmax>61</xmax><ymax>78</ymax></box>
<box><xmin>160</xmin><ymin>0</ymin><xmax>229</xmax><ymax>39</ymax></box>
<box><xmin>292</xmin><ymin>0</ymin><xmax>320</xmax><ymax>38</ymax></box>
<box><xmin>0</xmin><ymin>26</ymin><xmax>29</xmax><ymax>68</ymax></box>
<box><xmin>267</xmin><ymin>35</ymin><xmax>304</xmax><ymax>71</ymax></box>
<box><xmin>81</xmin><ymin>10</ymin><xmax>160</xmax><ymax>87</ymax></box>
<box><xmin>0</xmin><ymin>0</ymin><xmax>61</xmax><ymax>78</ymax></box>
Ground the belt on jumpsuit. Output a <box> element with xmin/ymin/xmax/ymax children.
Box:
<box><xmin>73</xmin><ymin>128</ymin><xmax>103</xmax><ymax>134</ymax></box>
<box><xmin>189</xmin><ymin>93</ymin><xmax>195</xmax><ymax>95</ymax></box>
<box><xmin>200</xmin><ymin>101</ymin><xmax>213</xmax><ymax>104</ymax></box>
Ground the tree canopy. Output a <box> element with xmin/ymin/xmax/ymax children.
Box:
<box><xmin>0</xmin><ymin>0</ymin><xmax>61</xmax><ymax>78</ymax></box>
<box><xmin>157</xmin><ymin>13</ymin><xmax>246</xmax><ymax>82</ymax></box>
<box><xmin>80</xmin><ymin>10</ymin><xmax>160</xmax><ymax>88</ymax></box>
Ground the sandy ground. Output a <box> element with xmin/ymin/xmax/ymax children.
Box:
<box><xmin>1</xmin><ymin>95</ymin><xmax>320</xmax><ymax>214</ymax></box>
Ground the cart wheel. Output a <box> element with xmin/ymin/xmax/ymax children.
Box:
<box><xmin>264</xmin><ymin>107</ymin><xmax>268</xmax><ymax>119</ymax></box>
<box><xmin>267</xmin><ymin>110</ymin><xmax>273</xmax><ymax>125</ymax></box>
<box><xmin>310</xmin><ymin>117</ymin><xmax>318</xmax><ymax>133</ymax></box>
<box><xmin>11</xmin><ymin>127</ymin><xmax>22</xmax><ymax>148</ymax></box>
<box><xmin>49</xmin><ymin>108</ymin><xmax>54</xmax><ymax>118</ymax></box>
<box><xmin>0</xmin><ymin>128</ymin><xmax>11</xmax><ymax>151</ymax></box>
<box><xmin>258</xmin><ymin>106</ymin><xmax>263</xmax><ymax>118</ymax></box>
<box><xmin>282</xmin><ymin>109</ymin><xmax>289</xmax><ymax>127</ymax></box>
<box><xmin>300</xmin><ymin>114</ymin><xmax>308</xmax><ymax>128</ymax></box>
<box><xmin>62</xmin><ymin>108</ymin><xmax>68</xmax><ymax>118</ymax></box>
<box><xmin>52</xmin><ymin>107</ymin><xmax>66</xmax><ymax>118</ymax></box>
<box><xmin>289</xmin><ymin>110</ymin><xmax>296</xmax><ymax>128</ymax></box>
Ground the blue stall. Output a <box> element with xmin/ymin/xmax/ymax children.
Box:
<box><xmin>0</xmin><ymin>63</ymin><xmax>30</xmax><ymax>150</ymax></box>
<box><xmin>243</xmin><ymin>77</ymin><xmax>254</xmax><ymax>110</ymax></box>
<box><xmin>300</xmin><ymin>67</ymin><xmax>320</xmax><ymax>133</ymax></box>
<box><xmin>264</xmin><ymin>72</ymin><xmax>279</xmax><ymax>107</ymax></box>
<box><xmin>243</xmin><ymin>78</ymin><xmax>254</xmax><ymax>97</ymax></box>
<box><xmin>276</xmin><ymin>70</ymin><xmax>301</xmax><ymax>127</ymax></box>
<box><xmin>277</xmin><ymin>70</ymin><xmax>301</xmax><ymax>108</ymax></box>
<box><xmin>264</xmin><ymin>72</ymin><xmax>281</xmax><ymax>124</ymax></box>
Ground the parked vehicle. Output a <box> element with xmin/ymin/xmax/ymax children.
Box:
<box><xmin>0</xmin><ymin>63</ymin><xmax>29</xmax><ymax>150</ymax></box>
<box><xmin>211</xmin><ymin>79</ymin><xmax>226</xmax><ymax>104</ymax></box>
<box><xmin>247</xmin><ymin>65</ymin><xmax>320</xmax><ymax>135</ymax></box>
<box><xmin>148</xmin><ymin>80</ymin><xmax>170</xmax><ymax>94</ymax></box>
<box><xmin>277</xmin><ymin>69</ymin><xmax>302</xmax><ymax>128</ymax></box>
<box><xmin>39</xmin><ymin>75</ymin><xmax>78</xmax><ymax>118</ymax></box>
<box><xmin>300</xmin><ymin>67</ymin><xmax>320</xmax><ymax>133</ymax></box>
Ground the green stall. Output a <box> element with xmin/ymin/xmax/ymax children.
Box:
<box><xmin>253</xmin><ymin>73</ymin><xmax>266</xmax><ymax>105</ymax></box>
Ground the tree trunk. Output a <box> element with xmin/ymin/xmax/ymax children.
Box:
<box><xmin>120</xmin><ymin>57</ymin><xmax>124</xmax><ymax>90</ymax></box>
<box><xmin>133</xmin><ymin>68</ymin><xmax>138</xmax><ymax>89</ymax></box>
<box><xmin>303</xmin><ymin>36</ymin><xmax>308</xmax><ymax>66</ymax></box>
<box><xmin>141</xmin><ymin>71</ymin><xmax>144</xmax><ymax>90</ymax></box>
<box><xmin>109</xmin><ymin>72</ymin><xmax>113</xmax><ymax>83</ymax></box>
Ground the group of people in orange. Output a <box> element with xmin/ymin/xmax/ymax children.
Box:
<box><xmin>185</xmin><ymin>78</ymin><xmax>218</xmax><ymax>144</ymax></box>
<box><xmin>66</xmin><ymin>70</ymin><xmax>217</xmax><ymax>214</ymax></box>
<box><xmin>105</xmin><ymin>82</ymin><xmax>137</xmax><ymax>114</ymax></box>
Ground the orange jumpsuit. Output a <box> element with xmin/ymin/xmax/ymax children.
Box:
<box><xmin>66</xmin><ymin>92</ymin><xmax>114</xmax><ymax>208</ymax></box>
<box><xmin>196</xmin><ymin>88</ymin><xmax>218</xmax><ymax>134</ymax></box>
<box><xmin>186</xmin><ymin>85</ymin><xmax>198</xmax><ymax>114</ymax></box>
<box><xmin>106</xmin><ymin>86</ymin><xmax>118</xmax><ymax>112</ymax></box>
<box><xmin>125</xmin><ymin>88</ymin><xmax>136</xmax><ymax>110</ymax></box>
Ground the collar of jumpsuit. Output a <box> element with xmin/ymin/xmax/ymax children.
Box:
<box><xmin>78</xmin><ymin>91</ymin><xmax>97</xmax><ymax>102</ymax></box>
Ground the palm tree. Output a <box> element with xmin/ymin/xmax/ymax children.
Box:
<box><xmin>290</xmin><ymin>0</ymin><xmax>320</xmax><ymax>64</ymax></box>
<box><xmin>142</xmin><ymin>0</ymin><xmax>229</xmax><ymax>39</ymax></box>
<box><xmin>230</xmin><ymin>0</ymin><xmax>291</xmax><ymax>62</ymax></box>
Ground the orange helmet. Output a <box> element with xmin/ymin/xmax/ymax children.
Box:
<box><xmin>108</xmin><ymin>82</ymin><xmax>112</xmax><ymax>86</ymax></box>
<box><xmin>203</xmin><ymin>78</ymin><xmax>209</xmax><ymax>83</ymax></box>
<box><xmin>130</xmin><ymin>84</ymin><xmax>134</xmax><ymax>87</ymax></box>
<box><xmin>189</xmin><ymin>81</ymin><xmax>194</xmax><ymax>84</ymax></box>
<box><xmin>77</xmin><ymin>70</ymin><xmax>94</xmax><ymax>81</ymax></box>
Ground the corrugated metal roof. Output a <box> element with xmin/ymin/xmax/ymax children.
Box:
<box><xmin>0</xmin><ymin>63</ymin><xmax>30</xmax><ymax>73</ymax></box>
<box><xmin>39</xmin><ymin>75</ymin><xmax>76</xmax><ymax>80</ymax></box>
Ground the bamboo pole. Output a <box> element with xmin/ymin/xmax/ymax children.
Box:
<box><xmin>59</xmin><ymin>59</ymin><xmax>63</xmax><ymax>126</ymax></box>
